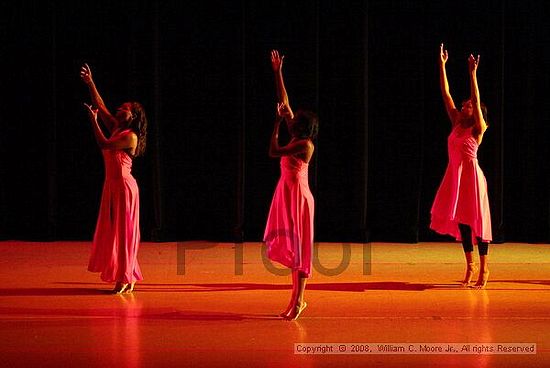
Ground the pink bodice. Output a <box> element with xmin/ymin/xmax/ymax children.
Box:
<box><xmin>102</xmin><ymin>150</ymin><xmax>134</xmax><ymax>180</ymax></box>
<box><xmin>448</xmin><ymin>125</ymin><xmax>478</xmax><ymax>163</ymax></box>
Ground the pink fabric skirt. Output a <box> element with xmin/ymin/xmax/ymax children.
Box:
<box><xmin>88</xmin><ymin>175</ymin><xmax>143</xmax><ymax>283</ymax></box>
<box><xmin>264</xmin><ymin>156</ymin><xmax>314</xmax><ymax>276</ymax></box>
<box><xmin>431</xmin><ymin>158</ymin><xmax>492</xmax><ymax>244</ymax></box>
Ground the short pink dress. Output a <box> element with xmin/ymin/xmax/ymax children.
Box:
<box><xmin>88</xmin><ymin>149</ymin><xmax>143</xmax><ymax>283</ymax></box>
<box><xmin>430</xmin><ymin>124</ymin><xmax>492</xmax><ymax>244</ymax></box>
<box><xmin>264</xmin><ymin>155</ymin><xmax>314</xmax><ymax>277</ymax></box>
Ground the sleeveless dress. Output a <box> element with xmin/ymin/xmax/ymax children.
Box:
<box><xmin>430</xmin><ymin>124</ymin><xmax>492</xmax><ymax>244</ymax></box>
<box><xmin>263</xmin><ymin>155</ymin><xmax>314</xmax><ymax>277</ymax></box>
<box><xmin>88</xmin><ymin>149</ymin><xmax>143</xmax><ymax>283</ymax></box>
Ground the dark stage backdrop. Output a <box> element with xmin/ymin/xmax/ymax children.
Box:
<box><xmin>1</xmin><ymin>1</ymin><xmax>549</xmax><ymax>243</ymax></box>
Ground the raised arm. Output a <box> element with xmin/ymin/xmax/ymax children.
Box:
<box><xmin>271</xmin><ymin>50</ymin><xmax>294</xmax><ymax>120</ymax></box>
<box><xmin>80</xmin><ymin>64</ymin><xmax>118</xmax><ymax>133</ymax></box>
<box><xmin>468</xmin><ymin>54</ymin><xmax>487</xmax><ymax>138</ymax></box>
<box><xmin>84</xmin><ymin>103</ymin><xmax>137</xmax><ymax>152</ymax></box>
<box><xmin>439</xmin><ymin>43</ymin><xmax>459</xmax><ymax>124</ymax></box>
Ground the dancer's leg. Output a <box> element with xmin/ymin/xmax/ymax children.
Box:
<box><xmin>458</xmin><ymin>224</ymin><xmax>476</xmax><ymax>286</ymax></box>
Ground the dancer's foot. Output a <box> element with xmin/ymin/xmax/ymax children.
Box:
<box><xmin>279</xmin><ymin>306</ymin><xmax>292</xmax><ymax>318</ymax></box>
<box><xmin>113</xmin><ymin>282</ymin><xmax>128</xmax><ymax>294</ymax></box>
<box><xmin>284</xmin><ymin>302</ymin><xmax>307</xmax><ymax>321</ymax></box>
<box><xmin>474</xmin><ymin>270</ymin><xmax>489</xmax><ymax>289</ymax></box>
<box><xmin>124</xmin><ymin>282</ymin><xmax>136</xmax><ymax>294</ymax></box>
<box><xmin>461</xmin><ymin>262</ymin><xmax>477</xmax><ymax>287</ymax></box>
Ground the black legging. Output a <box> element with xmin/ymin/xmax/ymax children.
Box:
<box><xmin>458</xmin><ymin>223</ymin><xmax>489</xmax><ymax>256</ymax></box>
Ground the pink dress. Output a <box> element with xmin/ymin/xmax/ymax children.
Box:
<box><xmin>264</xmin><ymin>155</ymin><xmax>314</xmax><ymax>277</ymax></box>
<box><xmin>430</xmin><ymin>124</ymin><xmax>492</xmax><ymax>244</ymax></box>
<box><xmin>88</xmin><ymin>149</ymin><xmax>143</xmax><ymax>283</ymax></box>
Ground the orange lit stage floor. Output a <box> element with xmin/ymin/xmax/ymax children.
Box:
<box><xmin>1</xmin><ymin>241</ymin><xmax>550</xmax><ymax>367</ymax></box>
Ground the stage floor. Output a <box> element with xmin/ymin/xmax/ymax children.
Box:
<box><xmin>1</xmin><ymin>241</ymin><xmax>550</xmax><ymax>367</ymax></box>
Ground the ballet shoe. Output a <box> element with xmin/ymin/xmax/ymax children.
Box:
<box><xmin>113</xmin><ymin>282</ymin><xmax>129</xmax><ymax>294</ymax></box>
<box><xmin>279</xmin><ymin>303</ymin><xmax>298</xmax><ymax>318</ymax></box>
<box><xmin>474</xmin><ymin>270</ymin><xmax>489</xmax><ymax>289</ymax></box>
<box><xmin>279</xmin><ymin>308</ymin><xmax>292</xmax><ymax>318</ymax></box>
<box><xmin>284</xmin><ymin>302</ymin><xmax>307</xmax><ymax>321</ymax></box>
<box><xmin>461</xmin><ymin>262</ymin><xmax>477</xmax><ymax>287</ymax></box>
<box><xmin>125</xmin><ymin>282</ymin><xmax>136</xmax><ymax>294</ymax></box>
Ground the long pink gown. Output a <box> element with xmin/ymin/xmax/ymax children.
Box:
<box><xmin>88</xmin><ymin>149</ymin><xmax>143</xmax><ymax>283</ymax></box>
<box><xmin>430</xmin><ymin>124</ymin><xmax>492</xmax><ymax>243</ymax></box>
<box><xmin>264</xmin><ymin>155</ymin><xmax>314</xmax><ymax>277</ymax></box>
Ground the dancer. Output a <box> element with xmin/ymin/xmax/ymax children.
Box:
<box><xmin>264</xmin><ymin>50</ymin><xmax>318</xmax><ymax>320</ymax></box>
<box><xmin>80</xmin><ymin>63</ymin><xmax>147</xmax><ymax>294</ymax></box>
<box><xmin>430</xmin><ymin>43</ymin><xmax>492</xmax><ymax>289</ymax></box>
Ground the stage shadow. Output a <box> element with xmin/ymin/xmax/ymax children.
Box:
<box><xmin>114</xmin><ymin>282</ymin><xmax>457</xmax><ymax>292</ymax></box>
<box><xmin>8</xmin><ymin>281</ymin><xmax>455</xmax><ymax>295</ymax></box>
<box><xmin>0</xmin><ymin>287</ymin><xmax>112</xmax><ymax>296</ymax></box>
<box><xmin>142</xmin><ymin>310</ymin><xmax>278</xmax><ymax>321</ymax></box>
<box><xmin>52</xmin><ymin>280</ymin><xmax>550</xmax><ymax>292</ymax></box>
<box><xmin>12</xmin><ymin>279</ymin><xmax>548</xmax><ymax>297</ymax></box>
<box><xmin>490</xmin><ymin>279</ymin><xmax>550</xmax><ymax>286</ymax></box>
<box><xmin>0</xmin><ymin>304</ymin><xmax>278</xmax><ymax>322</ymax></box>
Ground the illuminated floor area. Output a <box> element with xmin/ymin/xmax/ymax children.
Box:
<box><xmin>1</xmin><ymin>241</ymin><xmax>550</xmax><ymax>367</ymax></box>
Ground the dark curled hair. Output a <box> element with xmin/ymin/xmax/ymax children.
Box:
<box><xmin>480</xmin><ymin>102</ymin><xmax>488</xmax><ymax>126</ymax></box>
<box><xmin>128</xmin><ymin>102</ymin><xmax>148</xmax><ymax>157</ymax></box>
<box><xmin>294</xmin><ymin>109</ymin><xmax>318</xmax><ymax>139</ymax></box>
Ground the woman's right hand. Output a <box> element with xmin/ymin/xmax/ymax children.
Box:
<box><xmin>80</xmin><ymin>63</ymin><xmax>93</xmax><ymax>85</ymax></box>
<box><xmin>271</xmin><ymin>50</ymin><xmax>284</xmax><ymax>73</ymax></box>
<box><xmin>439</xmin><ymin>43</ymin><xmax>448</xmax><ymax>65</ymax></box>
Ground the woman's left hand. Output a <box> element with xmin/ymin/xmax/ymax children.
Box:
<box><xmin>468</xmin><ymin>54</ymin><xmax>480</xmax><ymax>73</ymax></box>
<box><xmin>84</xmin><ymin>103</ymin><xmax>98</xmax><ymax>122</ymax></box>
<box><xmin>276</xmin><ymin>102</ymin><xmax>292</xmax><ymax>120</ymax></box>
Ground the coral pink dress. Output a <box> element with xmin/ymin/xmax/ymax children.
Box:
<box><xmin>264</xmin><ymin>155</ymin><xmax>314</xmax><ymax>277</ymax></box>
<box><xmin>88</xmin><ymin>149</ymin><xmax>143</xmax><ymax>283</ymax></box>
<box><xmin>430</xmin><ymin>124</ymin><xmax>492</xmax><ymax>243</ymax></box>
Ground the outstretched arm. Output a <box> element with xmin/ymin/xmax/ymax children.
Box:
<box><xmin>468</xmin><ymin>54</ymin><xmax>487</xmax><ymax>137</ymax></box>
<box><xmin>80</xmin><ymin>64</ymin><xmax>118</xmax><ymax>133</ymax></box>
<box><xmin>84</xmin><ymin>103</ymin><xmax>136</xmax><ymax>151</ymax></box>
<box><xmin>439</xmin><ymin>43</ymin><xmax>459</xmax><ymax>124</ymax></box>
<box><xmin>271</xmin><ymin>50</ymin><xmax>294</xmax><ymax>120</ymax></box>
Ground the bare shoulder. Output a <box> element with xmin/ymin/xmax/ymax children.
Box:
<box><xmin>111</xmin><ymin>129</ymin><xmax>138</xmax><ymax>147</ymax></box>
<box><xmin>302</xmin><ymin>139</ymin><xmax>315</xmax><ymax>162</ymax></box>
<box><xmin>117</xmin><ymin>129</ymin><xmax>137</xmax><ymax>139</ymax></box>
<box><xmin>299</xmin><ymin>138</ymin><xmax>314</xmax><ymax>155</ymax></box>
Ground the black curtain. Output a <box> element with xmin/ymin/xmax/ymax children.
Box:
<box><xmin>1</xmin><ymin>1</ymin><xmax>549</xmax><ymax>244</ymax></box>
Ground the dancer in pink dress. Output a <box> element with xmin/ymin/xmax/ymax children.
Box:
<box><xmin>80</xmin><ymin>64</ymin><xmax>148</xmax><ymax>294</ymax></box>
<box><xmin>264</xmin><ymin>50</ymin><xmax>318</xmax><ymax>320</ymax></box>
<box><xmin>430</xmin><ymin>44</ymin><xmax>492</xmax><ymax>289</ymax></box>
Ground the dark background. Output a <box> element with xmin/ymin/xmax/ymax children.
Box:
<box><xmin>1</xmin><ymin>0</ymin><xmax>549</xmax><ymax>244</ymax></box>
